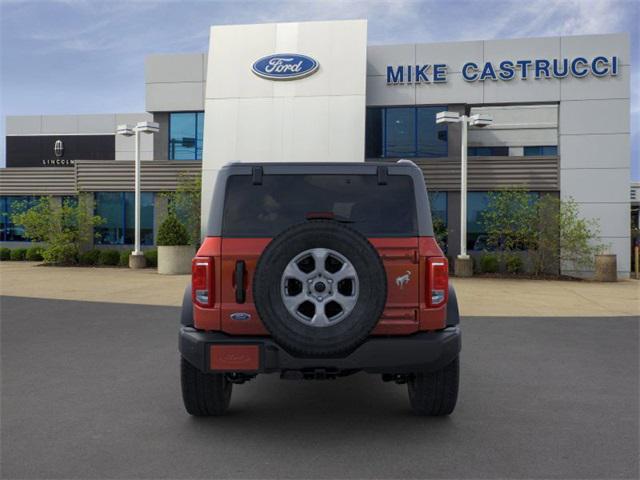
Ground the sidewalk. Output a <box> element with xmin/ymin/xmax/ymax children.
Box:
<box><xmin>0</xmin><ymin>262</ymin><xmax>638</xmax><ymax>317</ymax></box>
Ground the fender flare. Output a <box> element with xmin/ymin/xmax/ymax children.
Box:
<box><xmin>446</xmin><ymin>281</ymin><xmax>460</xmax><ymax>326</ymax></box>
<box><xmin>181</xmin><ymin>284</ymin><xmax>194</xmax><ymax>327</ymax></box>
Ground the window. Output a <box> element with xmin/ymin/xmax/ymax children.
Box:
<box><xmin>428</xmin><ymin>191</ymin><xmax>447</xmax><ymax>226</ymax></box>
<box><xmin>467</xmin><ymin>191</ymin><xmax>540</xmax><ymax>251</ymax></box>
<box><xmin>468</xmin><ymin>146</ymin><xmax>509</xmax><ymax>156</ymax></box>
<box><xmin>366</xmin><ymin>106</ymin><xmax>448</xmax><ymax>158</ymax></box>
<box><xmin>428</xmin><ymin>191</ymin><xmax>448</xmax><ymax>253</ymax></box>
<box><xmin>222</xmin><ymin>174</ymin><xmax>417</xmax><ymax>237</ymax></box>
<box><xmin>169</xmin><ymin>112</ymin><xmax>204</xmax><ymax>160</ymax></box>
<box><xmin>467</xmin><ymin>192</ymin><xmax>490</xmax><ymax>252</ymax></box>
<box><xmin>524</xmin><ymin>146</ymin><xmax>558</xmax><ymax>156</ymax></box>
<box><xmin>95</xmin><ymin>192</ymin><xmax>154</xmax><ymax>245</ymax></box>
<box><xmin>0</xmin><ymin>196</ymin><xmax>39</xmax><ymax>242</ymax></box>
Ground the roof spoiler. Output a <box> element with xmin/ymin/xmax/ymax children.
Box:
<box><xmin>396</xmin><ymin>159</ymin><xmax>420</xmax><ymax>169</ymax></box>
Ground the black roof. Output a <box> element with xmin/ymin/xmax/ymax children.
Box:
<box><xmin>207</xmin><ymin>160</ymin><xmax>434</xmax><ymax>237</ymax></box>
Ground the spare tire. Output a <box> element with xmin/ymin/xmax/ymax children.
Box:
<box><xmin>253</xmin><ymin>220</ymin><xmax>387</xmax><ymax>357</ymax></box>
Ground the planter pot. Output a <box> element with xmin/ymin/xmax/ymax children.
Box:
<box><xmin>157</xmin><ymin>245</ymin><xmax>195</xmax><ymax>275</ymax></box>
<box><xmin>594</xmin><ymin>254</ymin><xmax>617</xmax><ymax>282</ymax></box>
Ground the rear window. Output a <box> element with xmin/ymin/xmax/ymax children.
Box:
<box><xmin>222</xmin><ymin>174</ymin><xmax>417</xmax><ymax>237</ymax></box>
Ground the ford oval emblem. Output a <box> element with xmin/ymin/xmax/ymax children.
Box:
<box><xmin>230</xmin><ymin>312</ymin><xmax>251</xmax><ymax>321</ymax></box>
<box><xmin>252</xmin><ymin>53</ymin><xmax>319</xmax><ymax>81</ymax></box>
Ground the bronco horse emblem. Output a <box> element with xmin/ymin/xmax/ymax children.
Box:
<box><xmin>395</xmin><ymin>270</ymin><xmax>412</xmax><ymax>289</ymax></box>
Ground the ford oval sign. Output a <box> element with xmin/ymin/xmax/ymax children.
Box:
<box><xmin>252</xmin><ymin>53</ymin><xmax>319</xmax><ymax>80</ymax></box>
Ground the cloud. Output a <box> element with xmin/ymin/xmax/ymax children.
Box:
<box><xmin>1</xmin><ymin>0</ymin><xmax>638</xmax><ymax>175</ymax></box>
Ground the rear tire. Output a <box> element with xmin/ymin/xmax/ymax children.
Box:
<box><xmin>181</xmin><ymin>357</ymin><xmax>232</xmax><ymax>416</ymax></box>
<box><xmin>407</xmin><ymin>357</ymin><xmax>459</xmax><ymax>416</ymax></box>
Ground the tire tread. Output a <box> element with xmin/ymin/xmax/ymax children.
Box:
<box><xmin>408</xmin><ymin>357</ymin><xmax>459</xmax><ymax>416</ymax></box>
<box><xmin>181</xmin><ymin>357</ymin><xmax>232</xmax><ymax>416</ymax></box>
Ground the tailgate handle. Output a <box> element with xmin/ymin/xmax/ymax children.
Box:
<box><xmin>380</xmin><ymin>252</ymin><xmax>419</xmax><ymax>262</ymax></box>
<box><xmin>235</xmin><ymin>261</ymin><xmax>246</xmax><ymax>304</ymax></box>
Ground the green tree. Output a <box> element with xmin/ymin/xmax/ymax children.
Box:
<box><xmin>11</xmin><ymin>197</ymin><xmax>104</xmax><ymax>265</ymax></box>
<box><xmin>164</xmin><ymin>173</ymin><xmax>201</xmax><ymax>247</ymax></box>
<box><xmin>157</xmin><ymin>213</ymin><xmax>190</xmax><ymax>246</ymax></box>
<box><xmin>480</xmin><ymin>188</ymin><xmax>537</xmax><ymax>252</ymax></box>
<box><xmin>432</xmin><ymin>216</ymin><xmax>448</xmax><ymax>252</ymax></box>
<box><xmin>480</xmin><ymin>190</ymin><xmax>604</xmax><ymax>276</ymax></box>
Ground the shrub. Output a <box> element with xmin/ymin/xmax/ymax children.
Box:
<box><xmin>0</xmin><ymin>248</ymin><xmax>10</xmax><ymax>261</ymax></box>
<box><xmin>479</xmin><ymin>254</ymin><xmax>499</xmax><ymax>273</ymax></box>
<box><xmin>505</xmin><ymin>254</ymin><xmax>524</xmax><ymax>274</ymax></box>
<box><xmin>164</xmin><ymin>173</ymin><xmax>201</xmax><ymax>247</ymax></box>
<box><xmin>11</xmin><ymin>196</ymin><xmax>104</xmax><ymax>265</ymax></box>
<box><xmin>99</xmin><ymin>249</ymin><xmax>120</xmax><ymax>266</ymax></box>
<box><xmin>144</xmin><ymin>249</ymin><xmax>158</xmax><ymax>268</ymax></box>
<box><xmin>79</xmin><ymin>249</ymin><xmax>101</xmax><ymax>266</ymax></box>
<box><xmin>119</xmin><ymin>250</ymin><xmax>130</xmax><ymax>267</ymax></box>
<box><xmin>157</xmin><ymin>214</ymin><xmax>190</xmax><ymax>246</ymax></box>
<box><xmin>10</xmin><ymin>248</ymin><xmax>27</xmax><ymax>261</ymax></box>
<box><xmin>25</xmin><ymin>246</ymin><xmax>44</xmax><ymax>261</ymax></box>
<box><xmin>43</xmin><ymin>244</ymin><xmax>78</xmax><ymax>265</ymax></box>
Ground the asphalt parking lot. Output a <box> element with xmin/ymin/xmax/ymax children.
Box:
<box><xmin>1</xmin><ymin>296</ymin><xmax>638</xmax><ymax>479</ymax></box>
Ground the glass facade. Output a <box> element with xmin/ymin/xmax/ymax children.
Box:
<box><xmin>365</xmin><ymin>106</ymin><xmax>448</xmax><ymax>158</ymax></box>
<box><xmin>467</xmin><ymin>191</ymin><xmax>540</xmax><ymax>252</ymax></box>
<box><xmin>524</xmin><ymin>146</ymin><xmax>558</xmax><ymax>156</ymax></box>
<box><xmin>468</xmin><ymin>146</ymin><xmax>509</xmax><ymax>156</ymax></box>
<box><xmin>467</xmin><ymin>192</ymin><xmax>492</xmax><ymax>252</ymax></box>
<box><xmin>0</xmin><ymin>196</ymin><xmax>39</xmax><ymax>242</ymax></box>
<box><xmin>169</xmin><ymin>112</ymin><xmax>204</xmax><ymax>160</ymax></box>
<box><xmin>428</xmin><ymin>191</ymin><xmax>447</xmax><ymax>225</ymax></box>
<box><xmin>428</xmin><ymin>191</ymin><xmax>448</xmax><ymax>253</ymax></box>
<box><xmin>95</xmin><ymin>192</ymin><xmax>154</xmax><ymax>245</ymax></box>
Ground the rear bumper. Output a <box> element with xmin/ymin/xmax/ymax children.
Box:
<box><xmin>179</xmin><ymin>326</ymin><xmax>461</xmax><ymax>375</ymax></box>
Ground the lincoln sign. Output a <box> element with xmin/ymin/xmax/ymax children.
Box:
<box><xmin>386</xmin><ymin>55</ymin><xmax>620</xmax><ymax>84</ymax></box>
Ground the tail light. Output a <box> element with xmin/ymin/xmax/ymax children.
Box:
<box><xmin>427</xmin><ymin>257</ymin><xmax>448</xmax><ymax>307</ymax></box>
<box><xmin>192</xmin><ymin>257</ymin><xmax>213</xmax><ymax>307</ymax></box>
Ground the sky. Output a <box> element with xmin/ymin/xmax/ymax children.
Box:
<box><xmin>1</xmin><ymin>0</ymin><xmax>638</xmax><ymax>178</ymax></box>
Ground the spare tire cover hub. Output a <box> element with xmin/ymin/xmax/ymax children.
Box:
<box><xmin>281</xmin><ymin>248</ymin><xmax>359</xmax><ymax>328</ymax></box>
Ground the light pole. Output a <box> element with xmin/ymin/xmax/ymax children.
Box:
<box><xmin>436</xmin><ymin>111</ymin><xmax>492</xmax><ymax>276</ymax></box>
<box><xmin>116</xmin><ymin>121</ymin><xmax>159</xmax><ymax>268</ymax></box>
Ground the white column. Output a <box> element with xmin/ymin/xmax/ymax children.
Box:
<box><xmin>459</xmin><ymin>116</ymin><xmax>469</xmax><ymax>259</ymax></box>
<box><xmin>134</xmin><ymin>129</ymin><xmax>141</xmax><ymax>255</ymax></box>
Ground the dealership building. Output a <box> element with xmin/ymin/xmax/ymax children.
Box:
<box><xmin>0</xmin><ymin>20</ymin><xmax>632</xmax><ymax>277</ymax></box>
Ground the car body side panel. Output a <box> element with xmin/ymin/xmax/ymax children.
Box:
<box><xmin>219</xmin><ymin>238</ymin><xmax>270</xmax><ymax>335</ymax></box>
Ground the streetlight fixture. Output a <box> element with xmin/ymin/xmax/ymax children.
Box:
<box><xmin>116</xmin><ymin>121</ymin><xmax>159</xmax><ymax>268</ymax></box>
<box><xmin>436</xmin><ymin>110</ymin><xmax>493</xmax><ymax>276</ymax></box>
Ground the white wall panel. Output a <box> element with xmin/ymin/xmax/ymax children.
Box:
<box><xmin>560</xmin><ymin>99</ymin><xmax>629</xmax><ymax>135</ymax></box>
<box><xmin>146</xmin><ymin>82</ymin><xmax>205</xmax><ymax>112</ymax></box>
<box><xmin>483</xmin><ymin>36</ymin><xmax>561</xmax><ymax>64</ymax></box>
<box><xmin>366</xmin><ymin>44</ymin><xmax>415</xmax><ymax>76</ymax></box>
<box><xmin>415</xmin><ymin>73</ymin><xmax>483</xmax><ymax>104</ymax></box>
<box><xmin>560</xmin><ymin>134</ymin><xmax>629</xmax><ymax>169</ymax></box>
<box><xmin>576</xmin><ymin>202</ymin><xmax>630</xmax><ymax>238</ymax></box>
<box><xmin>6</xmin><ymin>116</ymin><xmax>42</xmax><ymax>134</ymax></box>
<box><xmin>415</xmin><ymin>41</ymin><xmax>483</xmax><ymax>73</ymax></box>
<box><xmin>483</xmin><ymin>77</ymin><xmax>561</xmax><ymax>103</ymax></box>
<box><xmin>560</xmin><ymin>33</ymin><xmax>630</xmax><ymax>65</ymax></box>
<box><xmin>469</xmin><ymin>128</ymin><xmax>557</xmax><ymax>147</ymax></box>
<box><xmin>77</xmin><ymin>114</ymin><xmax>116</xmax><ymax>134</ymax></box>
<box><xmin>560</xmin><ymin>65</ymin><xmax>630</xmax><ymax>101</ymax></box>
<box><xmin>366</xmin><ymin>75</ymin><xmax>415</xmax><ymax>106</ymax></box>
<box><xmin>41</xmin><ymin>116</ymin><xmax>78</xmax><ymax>134</ymax></box>
<box><xmin>146</xmin><ymin>53</ymin><xmax>205</xmax><ymax>83</ymax></box>
<box><xmin>560</xmin><ymin>168</ymin><xmax>629</xmax><ymax>203</ymax></box>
